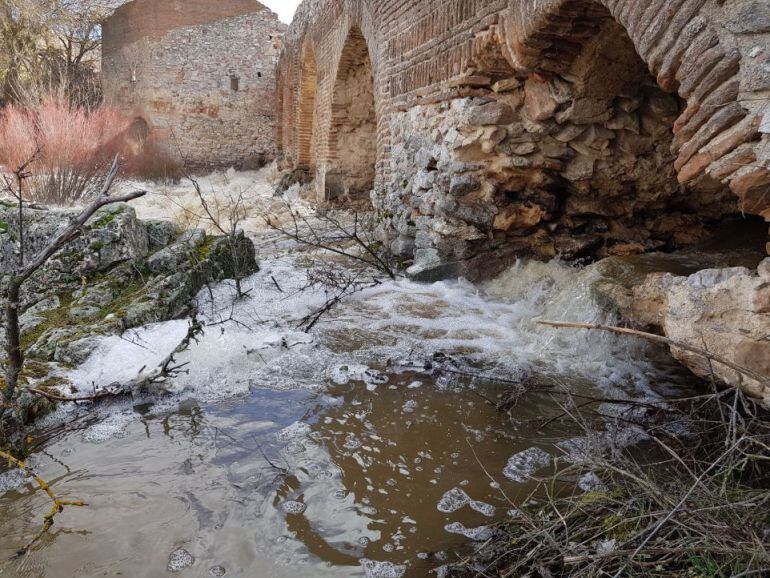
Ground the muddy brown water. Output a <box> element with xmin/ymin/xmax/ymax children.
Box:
<box><xmin>0</xmin><ymin>369</ymin><xmax>600</xmax><ymax>578</ymax></box>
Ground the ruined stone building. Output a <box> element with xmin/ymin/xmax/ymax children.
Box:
<box><xmin>277</xmin><ymin>0</ymin><xmax>770</xmax><ymax>278</ymax></box>
<box><xmin>102</xmin><ymin>0</ymin><xmax>287</xmax><ymax>170</ymax></box>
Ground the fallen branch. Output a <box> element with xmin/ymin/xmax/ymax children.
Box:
<box><xmin>0</xmin><ymin>449</ymin><xmax>86</xmax><ymax>556</ymax></box>
<box><xmin>537</xmin><ymin>320</ymin><xmax>770</xmax><ymax>387</ymax></box>
<box><xmin>28</xmin><ymin>387</ymin><xmax>124</xmax><ymax>403</ymax></box>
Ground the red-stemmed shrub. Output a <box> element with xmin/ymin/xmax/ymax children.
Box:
<box><xmin>0</xmin><ymin>98</ymin><xmax>133</xmax><ymax>205</ymax></box>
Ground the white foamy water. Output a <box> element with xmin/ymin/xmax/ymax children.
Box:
<box><xmin>502</xmin><ymin>447</ymin><xmax>553</xmax><ymax>482</ymax></box>
<box><xmin>64</xmin><ymin>246</ymin><xmax>682</xmax><ymax>406</ymax></box>
<box><xmin>443</xmin><ymin>522</ymin><xmax>495</xmax><ymax>542</ymax></box>
<box><xmin>121</xmin><ymin>165</ymin><xmax>315</xmax><ymax>235</ymax></box>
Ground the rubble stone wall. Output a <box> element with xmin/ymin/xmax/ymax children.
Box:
<box><xmin>278</xmin><ymin>0</ymin><xmax>770</xmax><ymax>277</ymax></box>
<box><xmin>103</xmin><ymin>0</ymin><xmax>287</xmax><ymax>170</ymax></box>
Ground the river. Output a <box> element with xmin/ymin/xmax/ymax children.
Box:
<box><xmin>0</xmin><ymin>170</ymin><xmax>761</xmax><ymax>578</ymax></box>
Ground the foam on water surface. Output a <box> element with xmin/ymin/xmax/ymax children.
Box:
<box><xmin>359</xmin><ymin>559</ymin><xmax>407</xmax><ymax>578</ymax></box>
<box><xmin>444</xmin><ymin>522</ymin><xmax>495</xmax><ymax>542</ymax></box>
<box><xmin>167</xmin><ymin>548</ymin><xmax>195</xmax><ymax>573</ymax></box>
<box><xmin>502</xmin><ymin>447</ymin><xmax>553</xmax><ymax>482</ymax></box>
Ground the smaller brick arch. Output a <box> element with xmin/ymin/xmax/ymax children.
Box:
<box><xmin>297</xmin><ymin>43</ymin><xmax>319</xmax><ymax>168</ymax></box>
<box><xmin>322</xmin><ymin>25</ymin><xmax>377</xmax><ymax>200</ymax></box>
<box><xmin>128</xmin><ymin>117</ymin><xmax>151</xmax><ymax>141</ymax></box>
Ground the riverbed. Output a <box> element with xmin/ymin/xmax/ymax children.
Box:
<box><xmin>0</xmin><ymin>169</ymin><xmax>758</xmax><ymax>578</ymax></box>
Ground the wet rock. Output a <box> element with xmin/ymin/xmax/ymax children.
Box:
<box><xmin>145</xmin><ymin>220</ymin><xmax>181</xmax><ymax>252</ymax></box>
<box><xmin>627</xmin><ymin>260</ymin><xmax>770</xmax><ymax>404</ymax></box>
<box><xmin>146</xmin><ymin>229</ymin><xmax>206</xmax><ymax>275</ymax></box>
<box><xmin>0</xmin><ymin>202</ymin><xmax>149</xmax><ymax>284</ymax></box>
<box><xmin>1</xmin><ymin>203</ymin><xmax>258</xmax><ymax>366</ymax></box>
<box><xmin>406</xmin><ymin>248</ymin><xmax>457</xmax><ymax>282</ymax></box>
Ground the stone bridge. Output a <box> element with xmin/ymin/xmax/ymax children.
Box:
<box><xmin>277</xmin><ymin>0</ymin><xmax>770</xmax><ymax>278</ymax></box>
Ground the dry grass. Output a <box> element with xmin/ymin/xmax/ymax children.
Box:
<box><xmin>448</xmin><ymin>388</ymin><xmax>770</xmax><ymax>578</ymax></box>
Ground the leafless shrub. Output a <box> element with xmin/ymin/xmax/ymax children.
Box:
<box><xmin>263</xmin><ymin>199</ymin><xmax>397</xmax><ymax>331</ymax></box>
<box><xmin>0</xmin><ymin>96</ymin><xmax>133</xmax><ymax>204</ymax></box>
<box><xmin>446</xmin><ymin>386</ymin><xmax>770</xmax><ymax>578</ymax></box>
<box><xmin>266</xmin><ymin>199</ymin><xmax>396</xmax><ymax>280</ymax></box>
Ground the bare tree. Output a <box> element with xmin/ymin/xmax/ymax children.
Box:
<box><xmin>1</xmin><ymin>0</ymin><xmax>120</xmax><ymax>106</ymax></box>
<box><xmin>1</xmin><ymin>155</ymin><xmax>145</xmax><ymax>417</ymax></box>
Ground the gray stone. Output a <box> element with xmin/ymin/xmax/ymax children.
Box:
<box><xmin>145</xmin><ymin>220</ymin><xmax>181</xmax><ymax>252</ymax></box>
<box><xmin>415</xmin><ymin>148</ymin><xmax>437</xmax><ymax>170</ymax></box>
<box><xmin>55</xmin><ymin>335</ymin><xmax>104</xmax><ymax>366</ymax></box>
<box><xmin>69</xmin><ymin>306</ymin><xmax>102</xmax><ymax>321</ymax></box>
<box><xmin>449</xmin><ymin>175</ymin><xmax>480</xmax><ymax>196</ymax></box>
<box><xmin>466</xmin><ymin>102</ymin><xmax>515</xmax><ymax>126</ymax></box>
<box><xmin>413</xmin><ymin>170</ymin><xmax>437</xmax><ymax>191</ymax></box>
<box><xmin>391</xmin><ymin>235</ymin><xmax>415</xmax><ymax>257</ymax></box>
<box><xmin>24</xmin><ymin>295</ymin><xmax>61</xmax><ymax>317</ymax></box>
<box><xmin>724</xmin><ymin>1</ymin><xmax>770</xmax><ymax>34</ymax></box>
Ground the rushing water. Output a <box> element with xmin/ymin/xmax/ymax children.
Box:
<box><xmin>1</xmin><ymin>181</ymin><xmax>764</xmax><ymax>577</ymax></box>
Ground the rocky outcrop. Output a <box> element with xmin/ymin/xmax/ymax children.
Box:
<box><xmin>0</xmin><ymin>202</ymin><xmax>257</xmax><ymax>365</ymax></box>
<box><xmin>627</xmin><ymin>260</ymin><xmax>770</xmax><ymax>404</ymax></box>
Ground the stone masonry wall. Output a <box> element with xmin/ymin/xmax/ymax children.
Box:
<box><xmin>277</xmin><ymin>0</ymin><xmax>770</xmax><ymax>277</ymax></box>
<box><xmin>103</xmin><ymin>0</ymin><xmax>287</xmax><ymax>170</ymax></box>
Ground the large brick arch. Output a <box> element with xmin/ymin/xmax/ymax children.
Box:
<box><xmin>319</xmin><ymin>25</ymin><xmax>377</xmax><ymax>198</ymax></box>
<box><xmin>500</xmin><ymin>0</ymin><xmax>767</xmax><ymax>215</ymax></box>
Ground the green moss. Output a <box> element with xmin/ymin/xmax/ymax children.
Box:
<box><xmin>92</xmin><ymin>205</ymin><xmax>125</xmax><ymax>228</ymax></box>
<box><xmin>196</xmin><ymin>237</ymin><xmax>215</xmax><ymax>261</ymax></box>
<box><xmin>21</xmin><ymin>293</ymin><xmax>74</xmax><ymax>350</ymax></box>
<box><xmin>36</xmin><ymin>376</ymin><xmax>70</xmax><ymax>390</ymax></box>
<box><xmin>0</xmin><ymin>220</ymin><xmax>8</xmax><ymax>233</ymax></box>
<box><xmin>21</xmin><ymin>361</ymin><xmax>51</xmax><ymax>380</ymax></box>
<box><xmin>97</xmin><ymin>278</ymin><xmax>147</xmax><ymax>319</ymax></box>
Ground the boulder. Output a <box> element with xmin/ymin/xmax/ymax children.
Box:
<box><xmin>631</xmin><ymin>261</ymin><xmax>770</xmax><ymax>404</ymax></box>
<box><xmin>0</xmin><ymin>202</ymin><xmax>258</xmax><ymax>365</ymax></box>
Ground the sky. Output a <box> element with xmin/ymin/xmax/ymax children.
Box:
<box><xmin>262</xmin><ymin>0</ymin><xmax>302</xmax><ymax>24</ymax></box>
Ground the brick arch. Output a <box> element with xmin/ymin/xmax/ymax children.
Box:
<box><xmin>319</xmin><ymin>23</ymin><xmax>378</xmax><ymax>199</ymax></box>
<box><xmin>501</xmin><ymin>0</ymin><xmax>765</xmax><ymax>216</ymax></box>
<box><xmin>296</xmin><ymin>41</ymin><xmax>319</xmax><ymax>168</ymax></box>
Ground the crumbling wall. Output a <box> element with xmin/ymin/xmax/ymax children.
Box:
<box><xmin>278</xmin><ymin>0</ymin><xmax>770</xmax><ymax>276</ymax></box>
<box><xmin>103</xmin><ymin>0</ymin><xmax>287</xmax><ymax>170</ymax></box>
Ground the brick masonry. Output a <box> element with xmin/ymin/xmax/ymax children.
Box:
<box><xmin>102</xmin><ymin>0</ymin><xmax>287</xmax><ymax>170</ymax></box>
<box><xmin>277</xmin><ymin>0</ymin><xmax>770</xmax><ymax>275</ymax></box>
